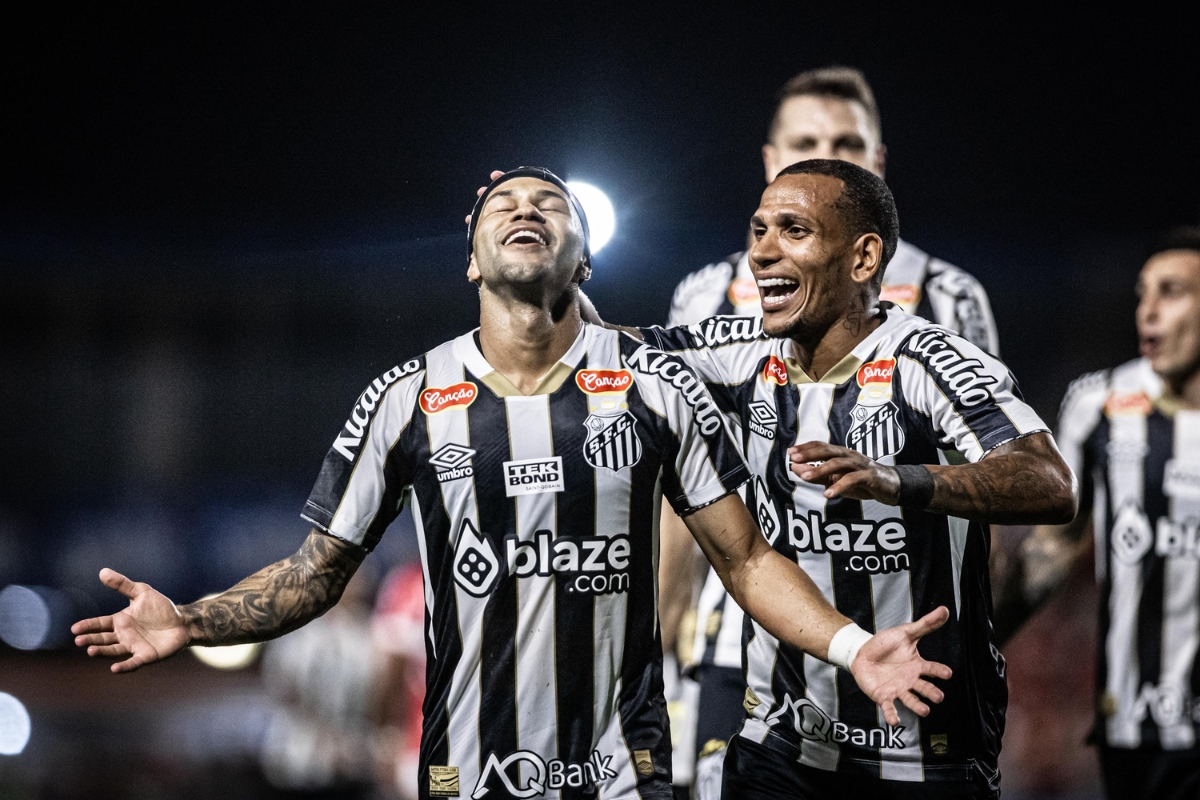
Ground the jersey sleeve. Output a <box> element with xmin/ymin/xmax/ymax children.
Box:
<box><xmin>667</xmin><ymin>260</ymin><xmax>735</xmax><ymax>326</ymax></box>
<box><xmin>1054</xmin><ymin>369</ymin><xmax>1110</xmax><ymax>518</ymax></box>
<box><xmin>622</xmin><ymin>336</ymin><xmax>751</xmax><ymax>514</ymax></box>
<box><xmin>302</xmin><ymin>357</ymin><xmax>426</xmax><ymax>550</ymax></box>
<box><xmin>896</xmin><ymin>328</ymin><xmax>1048</xmax><ymax>462</ymax></box>
<box><xmin>638</xmin><ymin>315</ymin><xmax>768</xmax><ymax>387</ymax></box>
<box><xmin>923</xmin><ymin>259</ymin><xmax>1001</xmax><ymax>356</ymax></box>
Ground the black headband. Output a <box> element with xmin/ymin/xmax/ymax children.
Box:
<box><xmin>466</xmin><ymin>166</ymin><xmax>591</xmax><ymax>263</ymax></box>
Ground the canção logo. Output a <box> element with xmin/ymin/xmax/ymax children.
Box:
<box><xmin>576</xmin><ymin>369</ymin><xmax>633</xmax><ymax>394</ymax></box>
<box><xmin>420</xmin><ymin>382</ymin><xmax>478</xmax><ymax>415</ymax></box>
<box><xmin>762</xmin><ymin>355</ymin><xmax>788</xmax><ymax>386</ymax></box>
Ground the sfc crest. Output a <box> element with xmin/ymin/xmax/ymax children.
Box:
<box><xmin>846</xmin><ymin>401</ymin><xmax>905</xmax><ymax>461</ymax></box>
<box><xmin>583</xmin><ymin>410</ymin><xmax>642</xmax><ymax>472</ymax></box>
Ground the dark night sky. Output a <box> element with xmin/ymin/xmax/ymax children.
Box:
<box><xmin>5</xmin><ymin>7</ymin><xmax>1199</xmax><ymax>251</ymax></box>
<box><xmin>2</xmin><ymin>6</ymin><xmax>1200</xmax><ymax>511</ymax></box>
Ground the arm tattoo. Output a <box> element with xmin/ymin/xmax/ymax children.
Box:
<box><xmin>925</xmin><ymin>433</ymin><xmax>1077</xmax><ymax>525</ymax></box>
<box><xmin>180</xmin><ymin>529</ymin><xmax>367</xmax><ymax>646</ymax></box>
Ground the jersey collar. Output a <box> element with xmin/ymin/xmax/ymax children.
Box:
<box><xmin>781</xmin><ymin>304</ymin><xmax>900</xmax><ymax>386</ymax></box>
<box><xmin>455</xmin><ymin>323</ymin><xmax>590</xmax><ymax>398</ymax></box>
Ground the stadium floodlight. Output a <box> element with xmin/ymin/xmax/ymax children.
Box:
<box><xmin>0</xmin><ymin>585</ymin><xmax>51</xmax><ymax>650</ymax></box>
<box><xmin>566</xmin><ymin>181</ymin><xmax>616</xmax><ymax>255</ymax></box>
<box><xmin>0</xmin><ymin>693</ymin><xmax>31</xmax><ymax>756</ymax></box>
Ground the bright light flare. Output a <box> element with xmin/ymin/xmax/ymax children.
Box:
<box><xmin>566</xmin><ymin>181</ymin><xmax>616</xmax><ymax>255</ymax></box>
<box><xmin>0</xmin><ymin>585</ymin><xmax>51</xmax><ymax>650</ymax></box>
<box><xmin>191</xmin><ymin>642</ymin><xmax>262</xmax><ymax>670</ymax></box>
<box><xmin>0</xmin><ymin>693</ymin><xmax>31</xmax><ymax>756</ymax></box>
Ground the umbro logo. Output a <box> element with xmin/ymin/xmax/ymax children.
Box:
<box><xmin>430</xmin><ymin>443</ymin><xmax>476</xmax><ymax>483</ymax></box>
<box><xmin>748</xmin><ymin>401</ymin><xmax>777</xmax><ymax>440</ymax></box>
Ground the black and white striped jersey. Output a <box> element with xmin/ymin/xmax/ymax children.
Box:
<box><xmin>301</xmin><ymin>323</ymin><xmax>750</xmax><ymax>800</ymax></box>
<box><xmin>1057</xmin><ymin>357</ymin><xmax>1200</xmax><ymax>752</ymax></box>
<box><xmin>669</xmin><ymin>240</ymin><xmax>1001</xmax><ymax>676</ymax></box>
<box><xmin>640</xmin><ymin>307</ymin><xmax>1046</xmax><ymax>784</ymax></box>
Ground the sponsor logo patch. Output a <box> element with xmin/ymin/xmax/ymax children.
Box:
<box><xmin>857</xmin><ymin>358</ymin><xmax>896</xmax><ymax>387</ymax></box>
<box><xmin>429</xmin><ymin>766</ymin><xmax>460</xmax><ymax>797</ymax></box>
<box><xmin>506</xmin><ymin>530</ymin><xmax>631</xmax><ymax>595</ymax></box>
<box><xmin>429</xmin><ymin>443</ymin><xmax>476</xmax><ymax>483</ymax></box>
<box><xmin>1111</xmin><ymin>503</ymin><xmax>1153</xmax><ymax>564</ymax></box>
<box><xmin>1104</xmin><ymin>392</ymin><xmax>1153</xmax><ymax>417</ymax></box>
<box><xmin>880</xmin><ymin>283</ymin><xmax>920</xmax><ymax>308</ymax></box>
<box><xmin>420</xmin><ymin>382</ymin><xmax>478</xmax><ymax>415</ymax></box>
<box><xmin>582</xmin><ymin>411</ymin><xmax>643</xmax><ymax>472</ymax></box>
<box><xmin>626</xmin><ymin>344</ymin><xmax>723</xmax><ymax>436</ymax></box>
<box><xmin>767</xmin><ymin>693</ymin><xmax>906</xmax><ymax>749</ymax></box>
<box><xmin>905</xmin><ymin>331</ymin><xmax>997</xmax><ymax>407</ymax></box>
<box><xmin>762</xmin><ymin>355</ymin><xmax>788</xmax><ymax>386</ymax></box>
<box><xmin>929</xmin><ymin>734</ymin><xmax>948</xmax><ymax>756</ymax></box>
<box><xmin>452</xmin><ymin>519</ymin><xmax>500</xmax><ymax>597</ymax></box>
<box><xmin>688</xmin><ymin>316</ymin><xmax>763</xmax><ymax>348</ymax></box>
<box><xmin>786</xmin><ymin>511</ymin><xmax>911</xmax><ymax>574</ymax></box>
<box><xmin>727</xmin><ymin>276</ymin><xmax>760</xmax><ymax>308</ymax></box>
<box><xmin>1165</xmin><ymin>459</ymin><xmax>1200</xmax><ymax>501</ymax></box>
<box><xmin>576</xmin><ymin>368</ymin><xmax>633</xmax><ymax>394</ymax></box>
<box><xmin>503</xmin><ymin>457</ymin><xmax>564</xmax><ymax>497</ymax></box>
<box><xmin>473</xmin><ymin>750</ymin><xmax>618</xmax><ymax>798</ymax></box>
<box><xmin>748</xmin><ymin>401</ymin><xmax>778</xmax><ymax>440</ymax></box>
<box><xmin>333</xmin><ymin>359</ymin><xmax>423</xmax><ymax>461</ymax></box>
<box><xmin>752</xmin><ymin>476</ymin><xmax>781</xmax><ymax>545</ymax></box>
<box><xmin>633</xmin><ymin>750</ymin><xmax>654</xmax><ymax>778</ymax></box>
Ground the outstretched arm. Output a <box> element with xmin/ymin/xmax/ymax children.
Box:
<box><xmin>789</xmin><ymin>432</ymin><xmax>1078</xmax><ymax>525</ymax></box>
<box><xmin>72</xmin><ymin>528</ymin><xmax>366</xmax><ymax>673</ymax></box>
<box><xmin>682</xmin><ymin>493</ymin><xmax>952</xmax><ymax>725</ymax></box>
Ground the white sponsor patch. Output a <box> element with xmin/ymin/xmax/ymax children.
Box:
<box><xmin>503</xmin><ymin>456</ymin><xmax>564</xmax><ymax>497</ymax></box>
<box><xmin>1164</xmin><ymin>459</ymin><xmax>1200</xmax><ymax>501</ymax></box>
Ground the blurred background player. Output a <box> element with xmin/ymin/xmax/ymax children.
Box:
<box><xmin>372</xmin><ymin>563</ymin><xmax>427</xmax><ymax>800</ymax></box>
<box><xmin>1000</xmin><ymin>227</ymin><xmax>1200</xmax><ymax>800</ymax></box>
<box><xmin>658</xmin><ymin>65</ymin><xmax>1002</xmax><ymax>795</ymax></box>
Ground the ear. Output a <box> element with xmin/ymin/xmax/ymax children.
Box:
<box><xmin>849</xmin><ymin>233</ymin><xmax>884</xmax><ymax>287</ymax></box>
<box><xmin>762</xmin><ymin>143</ymin><xmax>781</xmax><ymax>184</ymax></box>
<box><xmin>574</xmin><ymin>257</ymin><xmax>592</xmax><ymax>285</ymax></box>
<box><xmin>467</xmin><ymin>253</ymin><xmax>482</xmax><ymax>285</ymax></box>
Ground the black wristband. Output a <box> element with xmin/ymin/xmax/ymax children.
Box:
<box><xmin>894</xmin><ymin>464</ymin><xmax>935</xmax><ymax>509</ymax></box>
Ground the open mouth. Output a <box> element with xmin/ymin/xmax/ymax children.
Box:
<box><xmin>1139</xmin><ymin>335</ymin><xmax>1160</xmax><ymax>358</ymax></box>
<box><xmin>757</xmin><ymin>277</ymin><xmax>799</xmax><ymax>310</ymax></box>
<box><xmin>502</xmin><ymin>227</ymin><xmax>548</xmax><ymax>247</ymax></box>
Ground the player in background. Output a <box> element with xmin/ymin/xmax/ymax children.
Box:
<box><xmin>73</xmin><ymin>168</ymin><xmax>953</xmax><ymax>800</ymax></box>
<box><xmin>995</xmin><ymin>228</ymin><xmax>1200</xmax><ymax>800</ymax></box>
<box><xmin>659</xmin><ymin>65</ymin><xmax>1002</xmax><ymax>794</ymax></box>
<box><xmin>593</xmin><ymin>159</ymin><xmax>1077</xmax><ymax>798</ymax></box>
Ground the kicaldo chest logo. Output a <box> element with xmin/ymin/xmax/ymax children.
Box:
<box><xmin>472</xmin><ymin>749</ymin><xmax>618</xmax><ymax>799</ymax></box>
<box><xmin>420</xmin><ymin>382</ymin><xmax>478</xmax><ymax>415</ymax></box>
<box><xmin>762</xmin><ymin>355</ymin><xmax>788</xmax><ymax>386</ymax></box>
<box><xmin>333</xmin><ymin>359</ymin><xmax>423</xmax><ymax>461</ymax></box>
<box><xmin>785</xmin><ymin>510</ymin><xmax>910</xmax><ymax>575</ymax></box>
<box><xmin>576</xmin><ymin>369</ymin><xmax>633</xmax><ymax>394</ymax></box>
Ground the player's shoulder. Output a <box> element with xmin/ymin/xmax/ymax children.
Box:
<box><xmin>668</xmin><ymin>252</ymin><xmax>741</xmax><ymax>325</ymax></box>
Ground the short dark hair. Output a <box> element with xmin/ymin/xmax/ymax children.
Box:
<box><xmin>1147</xmin><ymin>226</ymin><xmax>1200</xmax><ymax>262</ymax></box>
<box><xmin>774</xmin><ymin>159</ymin><xmax>899</xmax><ymax>281</ymax></box>
<box><xmin>769</xmin><ymin>66</ymin><xmax>881</xmax><ymax>143</ymax></box>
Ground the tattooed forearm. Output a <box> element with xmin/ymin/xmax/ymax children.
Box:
<box><xmin>179</xmin><ymin>529</ymin><xmax>367</xmax><ymax>646</ymax></box>
<box><xmin>925</xmin><ymin>433</ymin><xmax>1078</xmax><ymax>525</ymax></box>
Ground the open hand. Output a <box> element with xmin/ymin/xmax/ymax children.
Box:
<box><xmin>464</xmin><ymin>170</ymin><xmax>506</xmax><ymax>224</ymax></box>
<box><xmin>71</xmin><ymin>568</ymin><xmax>191</xmax><ymax>674</ymax></box>
<box><xmin>789</xmin><ymin>441</ymin><xmax>901</xmax><ymax>503</ymax></box>
<box><xmin>849</xmin><ymin>606</ymin><xmax>953</xmax><ymax>726</ymax></box>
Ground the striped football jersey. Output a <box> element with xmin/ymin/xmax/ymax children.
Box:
<box><xmin>303</xmin><ymin>323</ymin><xmax>750</xmax><ymax>800</ymax></box>
<box><xmin>669</xmin><ymin>240</ymin><xmax>1000</xmax><ymax>676</ymax></box>
<box><xmin>640</xmin><ymin>306</ymin><xmax>1046</xmax><ymax>786</ymax></box>
<box><xmin>1057</xmin><ymin>357</ymin><xmax>1200</xmax><ymax>751</ymax></box>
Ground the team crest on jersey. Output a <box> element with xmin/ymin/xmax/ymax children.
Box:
<box><xmin>846</xmin><ymin>402</ymin><xmax>906</xmax><ymax>461</ymax></box>
<box><xmin>582</xmin><ymin>411</ymin><xmax>642</xmax><ymax>472</ymax></box>
<box><xmin>452</xmin><ymin>519</ymin><xmax>500</xmax><ymax>596</ymax></box>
